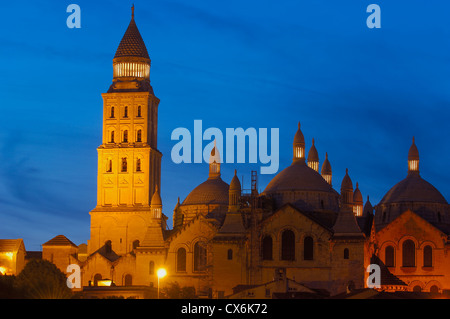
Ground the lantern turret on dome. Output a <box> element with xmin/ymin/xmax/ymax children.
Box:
<box><xmin>321</xmin><ymin>152</ymin><xmax>332</xmax><ymax>185</ymax></box>
<box><xmin>209</xmin><ymin>140</ymin><xmax>221</xmax><ymax>179</ymax></box>
<box><xmin>307</xmin><ymin>138</ymin><xmax>319</xmax><ymax>172</ymax></box>
<box><xmin>293</xmin><ymin>122</ymin><xmax>305</xmax><ymax>163</ymax></box>
<box><xmin>408</xmin><ymin>137</ymin><xmax>419</xmax><ymax>174</ymax></box>
<box><xmin>353</xmin><ymin>182</ymin><xmax>363</xmax><ymax>217</ymax></box>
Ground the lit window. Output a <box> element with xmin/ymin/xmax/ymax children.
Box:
<box><xmin>123</xmin><ymin>130</ymin><xmax>128</xmax><ymax>143</ymax></box>
<box><xmin>121</xmin><ymin>158</ymin><xmax>127</xmax><ymax>172</ymax></box>
<box><xmin>137</xmin><ymin>130</ymin><xmax>142</xmax><ymax>142</ymax></box>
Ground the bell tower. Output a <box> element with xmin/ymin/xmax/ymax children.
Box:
<box><xmin>88</xmin><ymin>7</ymin><xmax>163</xmax><ymax>255</ymax></box>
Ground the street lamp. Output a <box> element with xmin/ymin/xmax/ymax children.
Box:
<box><xmin>157</xmin><ymin>268</ymin><xmax>167</xmax><ymax>299</ymax></box>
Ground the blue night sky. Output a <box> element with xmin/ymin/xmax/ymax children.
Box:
<box><xmin>0</xmin><ymin>1</ymin><xmax>449</xmax><ymax>251</ymax></box>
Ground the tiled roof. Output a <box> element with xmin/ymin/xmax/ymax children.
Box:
<box><xmin>0</xmin><ymin>239</ymin><xmax>23</xmax><ymax>253</ymax></box>
<box><xmin>43</xmin><ymin>235</ymin><xmax>77</xmax><ymax>247</ymax></box>
<box><xmin>114</xmin><ymin>18</ymin><xmax>150</xmax><ymax>60</ymax></box>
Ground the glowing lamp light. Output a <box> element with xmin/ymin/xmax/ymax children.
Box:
<box><xmin>0</xmin><ymin>266</ymin><xmax>7</xmax><ymax>275</ymax></box>
<box><xmin>5</xmin><ymin>252</ymin><xmax>13</xmax><ymax>260</ymax></box>
<box><xmin>157</xmin><ymin>268</ymin><xmax>167</xmax><ymax>279</ymax></box>
<box><xmin>97</xmin><ymin>279</ymin><xmax>113</xmax><ymax>287</ymax></box>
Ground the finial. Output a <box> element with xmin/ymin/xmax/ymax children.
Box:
<box><xmin>346</xmin><ymin>168</ymin><xmax>349</xmax><ymax>175</ymax></box>
<box><xmin>356</xmin><ymin>182</ymin><xmax>359</xmax><ymax>188</ymax></box>
<box><xmin>298</xmin><ymin>122</ymin><xmax>301</xmax><ymax>129</ymax></box>
<box><xmin>312</xmin><ymin>138</ymin><xmax>315</xmax><ymax>145</ymax></box>
<box><xmin>412</xmin><ymin>136</ymin><xmax>415</xmax><ymax>144</ymax></box>
<box><xmin>234</xmin><ymin>169</ymin><xmax>237</xmax><ymax>176</ymax></box>
<box><xmin>131</xmin><ymin>4</ymin><xmax>135</xmax><ymax>19</ymax></box>
<box><xmin>325</xmin><ymin>152</ymin><xmax>328</xmax><ymax>159</ymax></box>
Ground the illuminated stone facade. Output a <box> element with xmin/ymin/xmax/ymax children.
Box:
<box><xmin>31</xmin><ymin>10</ymin><xmax>450</xmax><ymax>298</ymax></box>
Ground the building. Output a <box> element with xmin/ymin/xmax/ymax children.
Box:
<box><xmin>3</xmin><ymin>8</ymin><xmax>450</xmax><ymax>299</ymax></box>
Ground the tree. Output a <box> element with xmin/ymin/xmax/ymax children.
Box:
<box><xmin>160</xmin><ymin>282</ymin><xmax>197</xmax><ymax>299</ymax></box>
<box><xmin>15</xmin><ymin>259</ymin><xmax>72</xmax><ymax>299</ymax></box>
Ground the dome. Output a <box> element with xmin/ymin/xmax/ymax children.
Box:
<box><xmin>263</xmin><ymin>161</ymin><xmax>335</xmax><ymax>194</ymax></box>
<box><xmin>379</xmin><ymin>173</ymin><xmax>447</xmax><ymax>205</ymax></box>
<box><xmin>230</xmin><ymin>170</ymin><xmax>241</xmax><ymax>191</ymax></box>
<box><xmin>307</xmin><ymin>138</ymin><xmax>319</xmax><ymax>163</ymax></box>
<box><xmin>341</xmin><ymin>168</ymin><xmax>353</xmax><ymax>192</ymax></box>
<box><xmin>293</xmin><ymin>122</ymin><xmax>305</xmax><ymax>146</ymax></box>
<box><xmin>353</xmin><ymin>183</ymin><xmax>363</xmax><ymax>204</ymax></box>
<box><xmin>182</xmin><ymin>178</ymin><xmax>230</xmax><ymax>206</ymax></box>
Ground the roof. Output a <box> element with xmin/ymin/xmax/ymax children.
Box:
<box><xmin>263</xmin><ymin>160</ymin><xmax>336</xmax><ymax>194</ymax></box>
<box><xmin>307</xmin><ymin>138</ymin><xmax>319</xmax><ymax>162</ymax></box>
<box><xmin>408</xmin><ymin>137</ymin><xmax>419</xmax><ymax>160</ymax></box>
<box><xmin>43</xmin><ymin>235</ymin><xmax>77</xmax><ymax>247</ymax></box>
<box><xmin>378</xmin><ymin>172</ymin><xmax>447</xmax><ymax>205</ymax></box>
<box><xmin>114</xmin><ymin>16</ymin><xmax>150</xmax><ymax>60</ymax></box>
<box><xmin>0</xmin><ymin>239</ymin><xmax>24</xmax><ymax>253</ymax></box>
<box><xmin>182</xmin><ymin>177</ymin><xmax>229</xmax><ymax>206</ymax></box>
<box><xmin>293</xmin><ymin>122</ymin><xmax>305</xmax><ymax>145</ymax></box>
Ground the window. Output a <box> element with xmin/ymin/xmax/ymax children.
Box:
<box><xmin>124</xmin><ymin>106</ymin><xmax>128</xmax><ymax>118</ymax></box>
<box><xmin>149</xmin><ymin>261</ymin><xmax>155</xmax><ymax>275</ymax></box>
<box><xmin>107</xmin><ymin>159</ymin><xmax>112</xmax><ymax>172</ymax></box>
<box><xmin>304</xmin><ymin>236</ymin><xmax>313</xmax><ymax>260</ymax></box>
<box><xmin>177</xmin><ymin>248</ymin><xmax>186</xmax><ymax>272</ymax></box>
<box><xmin>137</xmin><ymin>129</ymin><xmax>142</xmax><ymax>142</ymax></box>
<box><xmin>227</xmin><ymin>249</ymin><xmax>233</xmax><ymax>260</ymax></box>
<box><xmin>281</xmin><ymin>230</ymin><xmax>295</xmax><ymax>261</ymax></box>
<box><xmin>136</xmin><ymin>158</ymin><xmax>141</xmax><ymax>172</ymax></box>
<box><xmin>344</xmin><ymin>248</ymin><xmax>349</xmax><ymax>259</ymax></box>
<box><xmin>110</xmin><ymin>131</ymin><xmax>115</xmax><ymax>143</ymax></box>
<box><xmin>124</xmin><ymin>274</ymin><xmax>132</xmax><ymax>286</ymax></box>
<box><xmin>137</xmin><ymin>105</ymin><xmax>142</xmax><ymax>117</ymax></box>
<box><xmin>110</xmin><ymin>106</ymin><xmax>115</xmax><ymax>118</ymax></box>
<box><xmin>194</xmin><ymin>242</ymin><xmax>207</xmax><ymax>272</ymax></box>
<box><xmin>423</xmin><ymin>245</ymin><xmax>432</xmax><ymax>267</ymax></box>
<box><xmin>123</xmin><ymin>130</ymin><xmax>128</xmax><ymax>143</ymax></box>
<box><xmin>121</xmin><ymin>158</ymin><xmax>127</xmax><ymax>172</ymax></box>
<box><xmin>402</xmin><ymin>240</ymin><xmax>415</xmax><ymax>267</ymax></box>
<box><xmin>105</xmin><ymin>240</ymin><xmax>112</xmax><ymax>254</ymax></box>
<box><xmin>262</xmin><ymin>236</ymin><xmax>273</xmax><ymax>260</ymax></box>
<box><xmin>385</xmin><ymin>246</ymin><xmax>395</xmax><ymax>267</ymax></box>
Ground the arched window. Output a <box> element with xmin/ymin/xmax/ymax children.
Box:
<box><xmin>402</xmin><ymin>240</ymin><xmax>415</xmax><ymax>267</ymax></box>
<box><xmin>93</xmin><ymin>273</ymin><xmax>102</xmax><ymax>286</ymax></box>
<box><xmin>304</xmin><ymin>236</ymin><xmax>313</xmax><ymax>260</ymax></box>
<box><xmin>227</xmin><ymin>249</ymin><xmax>233</xmax><ymax>260</ymax></box>
<box><xmin>110</xmin><ymin>106</ymin><xmax>115</xmax><ymax>118</ymax></box>
<box><xmin>136</xmin><ymin>158</ymin><xmax>141</xmax><ymax>172</ymax></box>
<box><xmin>430</xmin><ymin>285</ymin><xmax>439</xmax><ymax>293</ymax></box>
<box><xmin>177</xmin><ymin>248</ymin><xmax>186</xmax><ymax>272</ymax></box>
<box><xmin>123</xmin><ymin>130</ymin><xmax>128</xmax><ymax>143</ymax></box>
<box><xmin>124</xmin><ymin>274</ymin><xmax>132</xmax><ymax>286</ymax></box>
<box><xmin>344</xmin><ymin>248</ymin><xmax>349</xmax><ymax>259</ymax></box>
<box><xmin>137</xmin><ymin>129</ymin><xmax>142</xmax><ymax>142</ymax></box>
<box><xmin>121</xmin><ymin>158</ymin><xmax>127</xmax><ymax>172</ymax></box>
<box><xmin>281</xmin><ymin>230</ymin><xmax>295</xmax><ymax>261</ymax></box>
<box><xmin>137</xmin><ymin>105</ymin><xmax>142</xmax><ymax>117</ymax></box>
<box><xmin>385</xmin><ymin>245</ymin><xmax>395</xmax><ymax>267</ymax></box>
<box><xmin>107</xmin><ymin>159</ymin><xmax>112</xmax><ymax>172</ymax></box>
<box><xmin>423</xmin><ymin>245</ymin><xmax>432</xmax><ymax>267</ymax></box>
<box><xmin>105</xmin><ymin>240</ymin><xmax>112</xmax><ymax>254</ymax></box>
<box><xmin>110</xmin><ymin>131</ymin><xmax>115</xmax><ymax>143</ymax></box>
<box><xmin>149</xmin><ymin>261</ymin><xmax>155</xmax><ymax>275</ymax></box>
<box><xmin>132</xmin><ymin>240</ymin><xmax>140</xmax><ymax>250</ymax></box>
<box><xmin>262</xmin><ymin>236</ymin><xmax>273</xmax><ymax>260</ymax></box>
<box><xmin>194</xmin><ymin>242</ymin><xmax>207</xmax><ymax>272</ymax></box>
<box><xmin>124</xmin><ymin>106</ymin><xmax>128</xmax><ymax>118</ymax></box>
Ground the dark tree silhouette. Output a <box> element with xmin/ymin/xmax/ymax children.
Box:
<box><xmin>15</xmin><ymin>259</ymin><xmax>72</xmax><ymax>299</ymax></box>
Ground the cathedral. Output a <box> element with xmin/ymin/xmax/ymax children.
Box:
<box><xmin>1</xmin><ymin>9</ymin><xmax>450</xmax><ymax>299</ymax></box>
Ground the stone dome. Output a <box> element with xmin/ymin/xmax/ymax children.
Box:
<box><xmin>262</xmin><ymin>160</ymin><xmax>339</xmax><ymax>212</ymax></box>
<box><xmin>379</xmin><ymin>173</ymin><xmax>447</xmax><ymax>205</ymax></box>
<box><xmin>182</xmin><ymin>178</ymin><xmax>230</xmax><ymax>206</ymax></box>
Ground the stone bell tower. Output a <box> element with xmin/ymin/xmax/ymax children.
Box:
<box><xmin>88</xmin><ymin>7</ymin><xmax>163</xmax><ymax>256</ymax></box>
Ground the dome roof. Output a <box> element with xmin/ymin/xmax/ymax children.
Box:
<box><xmin>408</xmin><ymin>137</ymin><xmax>419</xmax><ymax>160</ymax></box>
<box><xmin>321</xmin><ymin>153</ymin><xmax>332</xmax><ymax>175</ymax></box>
<box><xmin>353</xmin><ymin>183</ymin><xmax>363</xmax><ymax>204</ymax></box>
<box><xmin>230</xmin><ymin>170</ymin><xmax>241</xmax><ymax>191</ymax></box>
<box><xmin>182</xmin><ymin>177</ymin><xmax>230</xmax><ymax>206</ymax></box>
<box><xmin>307</xmin><ymin>138</ymin><xmax>319</xmax><ymax>162</ymax></box>
<box><xmin>263</xmin><ymin>161</ymin><xmax>335</xmax><ymax>194</ymax></box>
<box><xmin>114</xmin><ymin>11</ymin><xmax>150</xmax><ymax>60</ymax></box>
<box><xmin>341</xmin><ymin>169</ymin><xmax>353</xmax><ymax>192</ymax></box>
<box><xmin>379</xmin><ymin>173</ymin><xmax>447</xmax><ymax>205</ymax></box>
<box><xmin>293</xmin><ymin>122</ymin><xmax>305</xmax><ymax>145</ymax></box>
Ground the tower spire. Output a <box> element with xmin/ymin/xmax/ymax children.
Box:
<box><xmin>131</xmin><ymin>4</ymin><xmax>135</xmax><ymax>19</ymax></box>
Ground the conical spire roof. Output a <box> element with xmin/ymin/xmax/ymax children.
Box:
<box><xmin>363</xmin><ymin>195</ymin><xmax>373</xmax><ymax>216</ymax></box>
<box><xmin>321</xmin><ymin>153</ymin><xmax>332</xmax><ymax>175</ymax></box>
<box><xmin>353</xmin><ymin>182</ymin><xmax>363</xmax><ymax>204</ymax></box>
<box><xmin>114</xmin><ymin>6</ymin><xmax>150</xmax><ymax>60</ymax></box>
<box><xmin>151</xmin><ymin>185</ymin><xmax>162</xmax><ymax>206</ymax></box>
<box><xmin>230</xmin><ymin>170</ymin><xmax>241</xmax><ymax>191</ymax></box>
<box><xmin>341</xmin><ymin>168</ymin><xmax>353</xmax><ymax>192</ymax></box>
<box><xmin>293</xmin><ymin>122</ymin><xmax>305</xmax><ymax>146</ymax></box>
<box><xmin>408</xmin><ymin>137</ymin><xmax>419</xmax><ymax>161</ymax></box>
<box><xmin>307</xmin><ymin>138</ymin><xmax>319</xmax><ymax>163</ymax></box>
